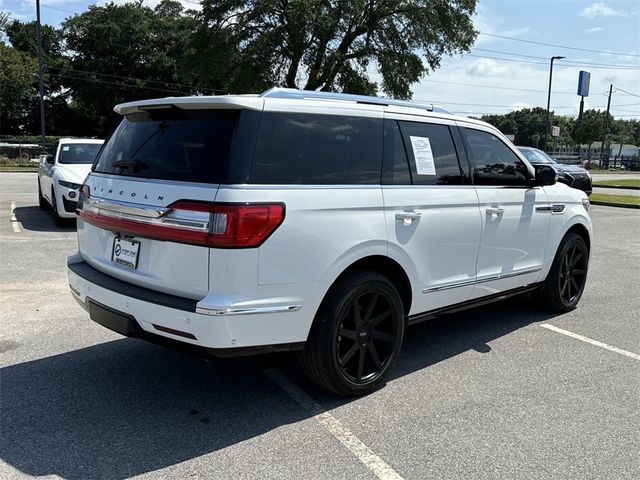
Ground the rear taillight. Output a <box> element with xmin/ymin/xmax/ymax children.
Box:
<box><xmin>77</xmin><ymin>198</ymin><xmax>285</xmax><ymax>248</ymax></box>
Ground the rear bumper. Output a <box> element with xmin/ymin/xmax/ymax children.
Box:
<box><xmin>67</xmin><ymin>254</ymin><xmax>311</xmax><ymax>353</ymax></box>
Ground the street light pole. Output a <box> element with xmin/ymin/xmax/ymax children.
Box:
<box><xmin>542</xmin><ymin>55</ymin><xmax>565</xmax><ymax>151</ymax></box>
<box><xmin>35</xmin><ymin>0</ymin><xmax>46</xmax><ymax>149</ymax></box>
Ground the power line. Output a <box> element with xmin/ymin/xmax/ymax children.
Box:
<box><xmin>45</xmin><ymin>66</ymin><xmax>222</xmax><ymax>93</ymax></box>
<box><xmin>473</xmin><ymin>47</ymin><xmax>640</xmax><ymax>69</ymax></box>
<box><xmin>46</xmin><ymin>72</ymin><xmax>192</xmax><ymax>95</ymax></box>
<box><xmin>478</xmin><ymin>32</ymin><xmax>640</xmax><ymax>58</ymax></box>
<box><xmin>415</xmin><ymin>98</ymin><xmax>610</xmax><ymax>109</ymax></box>
<box><xmin>418</xmin><ymin>78</ymin><xmax>576</xmax><ymax>95</ymax></box>
<box><xmin>615</xmin><ymin>87</ymin><xmax>640</xmax><ymax>98</ymax></box>
<box><xmin>466</xmin><ymin>53</ymin><xmax>640</xmax><ymax>71</ymax></box>
<box><xmin>610</xmin><ymin>108</ymin><xmax>640</xmax><ymax>114</ymax></box>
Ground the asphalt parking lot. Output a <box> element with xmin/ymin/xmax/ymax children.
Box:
<box><xmin>1</xmin><ymin>172</ymin><xmax>639</xmax><ymax>480</ymax></box>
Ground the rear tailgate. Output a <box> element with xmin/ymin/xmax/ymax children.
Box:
<box><xmin>74</xmin><ymin>107</ymin><xmax>252</xmax><ymax>300</ymax></box>
<box><xmin>77</xmin><ymin>174</ymin><xmax>217</xmax><ymax>299</ymax></box>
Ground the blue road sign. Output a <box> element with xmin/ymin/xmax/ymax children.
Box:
<box><xmin>578</xmin><ymin>71</ymin><xmax>591</xmax><ymax>97</ymax></box>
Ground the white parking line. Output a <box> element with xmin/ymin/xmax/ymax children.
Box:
<box><xmin>541</xmin><ymin>323</ymin><xmax>640</xmax><ymax>361</ymax></box>
<box><xmin>10</xmin><ymin>201</ymin><xmax>21</xmax><ymax>233</ymax></box>
<box><xmin>264</xmin><ymin>368</ymin><xmax>404</xmax><ymax>480</ymax></box>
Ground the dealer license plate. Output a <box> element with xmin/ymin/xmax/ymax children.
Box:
<box><xmin>112</xmin><ymin>237</ymin><xmax>140</xmax><ymax>269</ymax></box>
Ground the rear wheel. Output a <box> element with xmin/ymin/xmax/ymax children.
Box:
<box><xmin>536</xmin><ymin>232</ymin><xmax>589</xmax><ymax>312</ymax></box>
<box><xmin>300</xmin><ymin>271</ymin><xmax>404</xmax><ymax>396</ymax></box>
<box><xmin>51</xmin><ymin>187</ymin><xmax>64</xmax><ymax>226</ymax></box>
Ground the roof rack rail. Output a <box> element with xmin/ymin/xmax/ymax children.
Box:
<box><xmin>261</xmin><ymin>87</ymin><xmax>451</xmax><ymax>114</ymax></box>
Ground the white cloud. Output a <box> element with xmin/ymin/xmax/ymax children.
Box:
<box><xmin>510</xmin><ymin>102</ymin><xmax>531</xmax><ymax>111</ymax></box>
<box><xmin>409</xmin><ymin>54</ymin><xmax>640</xmax><ymax>120</ymax></box>
<box><xmin>466</xmin><ymin>58</ymin><xmax>510</xmax><ymax>77</ymax></box>
<box><xmin>502</xmin><ymin>27</ymin><xmax>532</xmax><ymax>37</ymax></box>
<box><xmin>585</xmin><ymin>27</ymin><xmax>605</xmax><ymax>33</ymax></box>
<box><xmin>580</xmin><ymin>3</ymin><xmax>626</xmax><ymax>19</ymax></box>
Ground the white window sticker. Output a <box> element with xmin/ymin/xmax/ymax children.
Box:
<box><xmin>62</xmin><ymin>146</ymin><xmax>70</xmax><ymax>151</ymax></box>
<box><xmin>409</xmin><ymin>136</ymin><xmax>436</xmax><ymax>175</ymax></box>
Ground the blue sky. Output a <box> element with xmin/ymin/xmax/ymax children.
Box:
<box><xmin>3</xmin><ymin>0</ymin><xmax>640</xmax><ymax>119</ymax></box>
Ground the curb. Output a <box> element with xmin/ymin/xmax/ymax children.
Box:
<box><xmin>0</xmin><ymin>169</ymin><xmax>38</xmax><ymax>173</ymax></box>
<box><xmin>590</xmin><ymin>200</ymin><xmax>640</xmax><ymax>209</ymax></box>
<box><xmin>593</xmin><ymin>184</ymin><xmax>640</xmax><ymax>191</ymax></box>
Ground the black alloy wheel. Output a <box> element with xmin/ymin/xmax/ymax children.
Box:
<box><xmin>559</xmin><ymin>242</ymin><xmax>588</xmax><ymax>306</ymax></box>
<box><xmin>335</xmin><ymin>290</ymin><xmax>398</xmax><ymax>384</ymax></box>
<box><xmin>536</xmin><ymin>232</ymin><xmax>589</xmax><ymax>312</ymax></box>
<box><xmin>301</xmin><ymin>271</ymin><xmax>404</xmax><ymax>396</ymax></box>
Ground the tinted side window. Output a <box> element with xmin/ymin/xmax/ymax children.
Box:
<box><xmin>382</xmin><ymin>120</ymin><xmax>411</xmax><ymax>185</ymax></box>
<box><xmin>462</xmin><ymin>128</ymin><xmax>530</xmax><ymax>186</ymax></box>
<box><xmin>397</xmin><ymin>121</ymin><xmax>463</xmax><ymax>185</ymax></box>
<box><xmin>250</xmin><ymin>113</ymin><xmax>382</xmax><ymax>184</ymax></box>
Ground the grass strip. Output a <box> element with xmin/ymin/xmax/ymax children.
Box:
<box><xmin>593</xmin><ymin>179</ymin><xmax>640</xmax><ymax>188</ymax></box>
<box><xmin>590</xmin><ymin>193</ymin><xmax>640</xmax><ymax>207</ymax></box>
<box><xmin>0</xmin><ymin>166</ymin><xmax>38</xmax><ymax>172</ymax></box>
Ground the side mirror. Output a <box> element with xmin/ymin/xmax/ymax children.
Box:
<box><xmin>535</xmin><ymin>165</ymin><xmax>557</xmax><ymax>186</ymax></box>
<box><xmin>45</xmin><ymin>154</ymin><xmax>54</xmax><ymax>164</ymax></box>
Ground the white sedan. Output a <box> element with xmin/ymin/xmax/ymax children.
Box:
<box><xmin>38</xmin><ymin>138</ymin><xmax>104</xmax><ymax>225</ymax></box>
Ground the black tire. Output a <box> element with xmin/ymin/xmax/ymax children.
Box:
<box><xmin>38</xmin><ymin>179</ymin><xmax>47</xmax><ymax>210</ymax></box>
<box><xmin>535</xmin><ymin>232</ymin><xmax>589</xmax><ymax>312</ymax></box>
<box><xmin>51</xmin><ymin>187</ymin><xmax>64</xmax><ymax>226</ymax></box>
<box><xmin>300</xmin><ymin>270</ymin><xmax>405</xmax><ymax>396</ymax></box>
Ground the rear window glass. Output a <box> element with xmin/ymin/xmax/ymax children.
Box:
<box><xmin>59</xmin><ymin>143</ymin><xmax>102</xmax><ymax>164</ymax></box>
<box><xmin>93</xmin><ymin>109</ymin><xmax>239</xmax><ymax>183</ymax></box>
<box><xmin>250</xmin><ymin>112</ymin><xmax>383</xmax><ymax>184</ymax></box>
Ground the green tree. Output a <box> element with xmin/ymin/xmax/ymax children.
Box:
<box><xmin>573</xmin><ymin>109</ymin><xmax>608</xmax><ymax>148</ymax></box>
<box><xmin>0</xmin><ymin>44</ymin><xmax>36</xmax><ymax>135</ymax></box>
<box><xmin>481</xmin><ymin>107</ymin><xmax>549</xmax><ymax>147</ymax></box>
<box><xmin>198</xmin><ymin>0</ymin><xmax>478</xmax><ymax>98</ymax></box>
<box><xmin>62</xmin><ymin>0</ymin><xmax>199</xmax><ymax>134</ymax></box>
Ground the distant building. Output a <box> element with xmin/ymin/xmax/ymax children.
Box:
<box><xmin>609</xmin><ymin>143</ymin><xmax>640</xmax><ymax>157</ymax></box>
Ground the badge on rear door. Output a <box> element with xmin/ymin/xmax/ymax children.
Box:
<box><xmin>112</xmin><ymin>237</ymin><xmax>140</xmax><ymax>269</ymax></box>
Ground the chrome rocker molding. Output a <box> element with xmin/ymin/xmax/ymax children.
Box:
<box><xmin>422</xmin><ymin>266</ymin><xmax>543</xmax><ymax>293</ymax></box>
<box><xmin>196</xmin><ymin>305</ymin><xmax>302</xmax><ymax>316</ymax></box>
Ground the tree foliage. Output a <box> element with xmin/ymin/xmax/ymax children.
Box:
<box><xmin>61</xmin><ymin>0</ymin><xmax>199</xmax><ymax>132</ymax></box>
<box><xmin>198</xmin><ymin>0</ymin><xmax>478</xmax><ymax>98</ymax></box>
<box><xmin>1</xmin><ymin>0</ymin><xmax>639</xmax><ymax>145</ymax></box>
<box><xmin>0</xmin><ymin>44</ymin><xmax>36</xmax><ymax>133</ymax></box>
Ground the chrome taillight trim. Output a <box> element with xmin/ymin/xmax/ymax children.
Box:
<box><xmin>83</xmin><ymin>197</ymin><xmax>169</xmax><ymax>219</ymax></box>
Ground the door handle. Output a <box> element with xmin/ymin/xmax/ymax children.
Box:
<box><xmin>486</xmin><ymin>206</ymin><xmax>505</xmax><ymax>215</ymax></box>
<box><xmin>396</xmin><ymin>210</ymin><xmax>422</xmax><ymax>225</ymax></box>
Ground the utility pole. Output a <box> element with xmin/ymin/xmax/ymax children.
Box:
<box><xmin>35</xmin><ymin>0</ymin><xmax>46</xmax><ymax>149</ymax></box>
<box><xmin>600</xmin><ymin>84</ymin><xmax>613</xmax><ymax>168</ymax></box>
<box><xmin>542</xmin><ymin>55</ymin><xmax>565</xmax><ymax>151</ymax></box>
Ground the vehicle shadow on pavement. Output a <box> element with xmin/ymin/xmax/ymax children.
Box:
<box><xmin>299</xmin><ymin>295</ymin><xmax>559</xmax><ymax>407</ymax></box>
<box><xmin>13</xmin><ymin>205</ymin><xmax>76</xmax><ymax>232</ymax></box>
<box><xmin>0</xmin><ymin>295</ymin><xmax>558</xmax><ymax>479</ymax></box>
<box><xmin>0</xmin><ymin>339</ymin><xmax>308</xmax><ymax>479</ymax></box>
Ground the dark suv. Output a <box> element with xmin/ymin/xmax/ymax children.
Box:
<box><xmin>517</xmin><ymin>146</ymin><xmax>592</xmax><ymax>195</ymax></box>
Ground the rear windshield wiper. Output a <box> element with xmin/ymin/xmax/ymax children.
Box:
<box><xmin>112</xmin><ymin>159</ymin><xmax>150</xmax><ymax>170</ymax></box>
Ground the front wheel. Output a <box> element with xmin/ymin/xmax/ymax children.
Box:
<box><xmin>38</xmin><ymin>179</ymin><xmax>47</xmax><ymax>210</ymax></box>
<box><xmin>536</xmin><ymin>232</ymin><xmax>589</xmax><ymax>312</ymax></box>
<box><xmin>51</xmin><ymin>187</ymin><xmax>64</xmax><ymax>226</ymax></box>
<box><xmin>300</xmin><ymin>271</ymin><xmax>405</xmax><ymax>396</ymax></box>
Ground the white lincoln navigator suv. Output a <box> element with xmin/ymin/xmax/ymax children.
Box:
<box><xmin>68</xmin><ymin>88</ymin><xmax>592</xmax><ymax>395</ymax></box>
